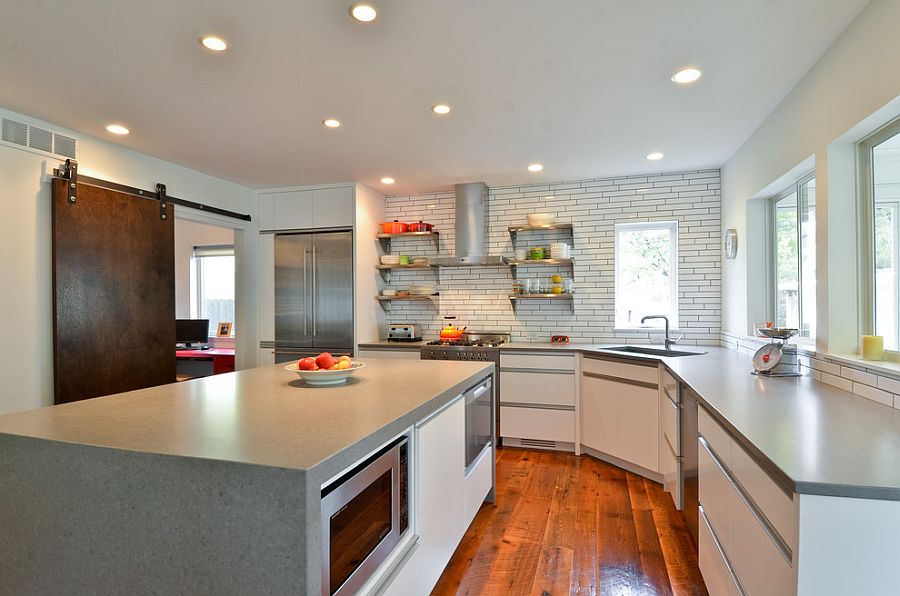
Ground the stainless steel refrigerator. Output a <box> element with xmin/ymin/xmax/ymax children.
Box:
<box><xmin>274</xmin><ymin>231</ymin><xmax>354</xmax><ymax>363</ymax></box>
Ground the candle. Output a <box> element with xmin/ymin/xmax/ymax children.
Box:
<box><xmin>862</xmin><ymin>335</ymin><xmax>884</xmax><ymax>361</ymax></box>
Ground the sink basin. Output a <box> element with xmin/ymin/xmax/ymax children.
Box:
<box><xmin>598</xmin><ymin>346</ymin><xmax>706</xmax><ymax>358</ymax></box>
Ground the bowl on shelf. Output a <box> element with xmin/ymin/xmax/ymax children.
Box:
<box><xmin>412</xmin><ymin>257</ymin><xmax>429</xmax><ymax>266</ymax></box>
<box><xmin>381</xmin><ymin>289</ymin><xmax>397</xmax><ymax>296</ymax></box>
<box><xmin>284</xmin><ymin>361</ymin><xmax>365</xmax><ymax>386</ymax></box>
<box><xmin>409</xmin><ymin>285</ymin><xmax>436</xmax><ymax>296</ymax></box>
<box><xmin>527</xmin><ymin>213</ymin><xmax>555</xmax><ymax>226</ymax></box>
<box><xmin>380</xmin><ymin>255</ymin><xmax>401</xmax><ymax>265</ymax></box>
<box><xmin>396</xmin><ymin>290</ymin><xmax>410</xmax><ymax>297</ymax></box>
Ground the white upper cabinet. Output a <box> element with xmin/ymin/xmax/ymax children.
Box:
<box><xmin>258</xmin><ymin>186</ymin><xmax>354</xmax><ymax>231</ymax></box>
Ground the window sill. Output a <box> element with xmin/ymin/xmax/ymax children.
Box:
<box><xmin>821</xmin><ymin>353</ymin><xmax>900</xmax><ymax>379</ymax></box>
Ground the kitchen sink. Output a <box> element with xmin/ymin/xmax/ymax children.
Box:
<box><xmin>598</xmin><ymin>346</ymin><xmax>706</xmax><ymax>358</ymax></box>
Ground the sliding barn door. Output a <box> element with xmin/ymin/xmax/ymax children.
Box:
<box><xmin>52</xmin><ymin>178</ymin><xmax>175</xmax><ymax>403</ymax></box>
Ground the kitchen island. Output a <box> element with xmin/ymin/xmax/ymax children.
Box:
<box><xmin>0</xmin><ymin>358</ymin><xmax>494</xmax><ymax>595</ymax></box>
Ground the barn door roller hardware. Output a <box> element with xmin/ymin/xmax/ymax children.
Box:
<box><xmin>52</xmin><ymin>159</ymin><xmax>252</xmax><ymax>222</ymax></box>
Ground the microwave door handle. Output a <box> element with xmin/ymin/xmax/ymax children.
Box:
<box><xmin>468</xmin><ymin>383</ymin><xmax>489</xmax><ymax>404</ymax></box>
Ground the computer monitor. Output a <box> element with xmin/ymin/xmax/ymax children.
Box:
<box><xmin>176</xmin><ymin>319</ymin><xmax>210</xmax><ymax>349</ymax></box>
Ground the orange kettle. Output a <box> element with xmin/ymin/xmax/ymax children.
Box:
<box><xmin>440</xmin><ymin>317</ymin><xmax>466</xmax><ymax>341</ymax></box>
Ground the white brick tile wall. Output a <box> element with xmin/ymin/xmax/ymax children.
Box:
<box><xmin>381</xmin><ymin>170</ymin><xmax>721</xmax><ymax>344</ymax></box>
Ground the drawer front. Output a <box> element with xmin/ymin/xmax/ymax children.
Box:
<box><xmin>730</xmin><ymin>441</ymin><xmax>794</xmax><ymax>551</ymax></box>
<box><xmin>699</xmin><ymin>507</ymin><xmax>741</xmax><ymax>596</ymax></box>
<box><xmin>582</xmin><ymin>357</ymin><xmax>658</xmax><ymax>386</ymax></box>
<box><xmin>662</xmin><ymin>437</ymin><xmax>682</xmax><ymax>509</ymax></box>
<box><xmin>464</xmin><ymin>446</ymin><xmax>493</xmax><ymax>527</ymax></box>
<box><xmin>500</xmin><ymin>370</ymin><xmax>575</xmax><ymax>407</ymax></box>
<box><xmin>661</xmin><ymin>368</ymin><xmax>679</xmax><ymax>403</ymax></box>
<box><xmin>730</xmin><ymin>483</ymin><xmax>794</xmax><ymax>596</ymax></box>
<box><xmin>699</xmin><ymin>405</ymin><xmax>732</xmax><ymax>468</ymax></box>
<box><xmin>617</xmin><ymin>383</ymin><xmax>659</xmax><ymax>473</ymax></box>
<box><xmin>662</xmin><ymin>392</ymin><xmax>680</xmax><ymax>456</ymax></box>
<box><xmin>699</xmin><ymin>438</ymin><xmax>731</xmax><ymax>554</ymax></box>
<box><xmin>500</xmin><ymin>406</ymin><xmax>575</xmax><ymax>442</ymax></box>
<box><xmin>500</xmin><ymin>352</ymin><xmax>575</xmax><ymax>371</ymax></box>
<box><xmin>358</xmin><ymin>349</ymin><xmax>422</xmax><ymax>360</ymax></box>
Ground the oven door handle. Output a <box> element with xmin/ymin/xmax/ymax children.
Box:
<box><xmin>467</xmin><ymin>382</ymin><xmax>490</xmax><ymax>404</ymax></box>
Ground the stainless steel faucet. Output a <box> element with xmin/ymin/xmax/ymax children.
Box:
<box><xmin>641</xmin><ymin>315</ymin><xmax>672</xmax><ymax>350</ymax></box>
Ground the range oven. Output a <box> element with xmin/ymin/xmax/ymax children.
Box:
<box><xmin>320</xmin><ymin>436</ymin><xmax>409</xmax><ymax>596</ymax></box>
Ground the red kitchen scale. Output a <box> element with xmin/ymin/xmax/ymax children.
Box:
<box><xmin>751</xmin><ymin>327</ymin><xmax>803</xmax><ymax>377</ymax></box>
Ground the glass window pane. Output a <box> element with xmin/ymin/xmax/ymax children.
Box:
<box><xmin>615</xmin><ymin>223</ymin><xmax>677</xmax><ymax>327</ymax></box>
<box><xmin>799</xmin><ymin>178</ymin><xmax>816</xmax><ymax>339</ymax></box>
<box><xmin>193</xmin><ymin>253</ymin><xmax>235</xmax><ymax>335</ymax></box>
<box><xmin>872</xmin><ymin>132</ymin><xmax>900</xmax><ymax>351</ymax></box>
<box><xmin>774</xmin><ymin>193</ymin><xmax>799</xmax><ymax>330</ymax></box>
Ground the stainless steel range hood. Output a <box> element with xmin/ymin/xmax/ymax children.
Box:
<box><xmin>431</xmin><ymin>182</ymin><xmax>507</xmax><ymax>267</ymax></box>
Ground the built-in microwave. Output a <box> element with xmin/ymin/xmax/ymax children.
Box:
<box><xmin>320</xmin><ymin>435</ymin><xmax>410</xmax><ymax>596</ymax></box>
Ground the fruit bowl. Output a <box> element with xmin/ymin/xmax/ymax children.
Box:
<box><xmin>284</xmin><ymin>361</ymin><xmax>366</xmax><ymax>386</ymax></box>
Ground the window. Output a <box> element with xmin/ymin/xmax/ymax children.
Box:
<box><xmin>615</xmin><ymin>221</ymin><xmax>678</xmax><ymax>328</ymax></box>
<box><xmin>861</xmin><ymin>121</ymin><xmax>900</xmax><ymax>352</ymax></box>
<box><xmin>190</xmin><ymin>245</ymin><xmax>235</xmax><ymax>336</ymax></box>
<box><xmin>769</xmin><ymin>174</ymin><xmax>816</xmax><ymax>339</ymax></box>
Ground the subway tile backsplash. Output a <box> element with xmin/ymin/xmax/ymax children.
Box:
<box><xmin>381</xmin><ymin>169</ymin><xmax>721</xmax><ymax>344</ymax></box>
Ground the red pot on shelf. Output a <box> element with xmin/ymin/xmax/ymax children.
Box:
<box><xmin>408</xmin><ymin>220</ymin><xmax>433</xmax><ymax>233</ymax></box>
<box><xmin>381</xmin><ymin>220</ymin><xmax>408</xmax><ymax>234</ymax></box>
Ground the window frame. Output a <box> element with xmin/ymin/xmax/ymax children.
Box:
<box><xmin>191</xmin><ymin>244</ymin><xmax>236</xmax><ymax>336</ymax></box>
<box><xmin>859</xmin><ymin>117</ymin><xmax>900</xmax><ymax>357</ymax></box>
<box><xmin>613</xmin><ymin>220</ymin><xmax>679</xmax><ymax>330</ymax></box>
<box><xmin>766</xmin><ymin>171</ymin><xmax>816</xmax><ymax>340</ymax></box>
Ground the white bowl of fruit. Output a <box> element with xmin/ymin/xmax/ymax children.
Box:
<box><xmin>284</xmin><ymin>352</ymin><xmax>365</xmax><ymax>386</ymax></box>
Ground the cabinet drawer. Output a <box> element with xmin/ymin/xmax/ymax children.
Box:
<box><xmin>661</xmin><ymin>368</ymin><xmax>679</xmax><ymax>403</ymax></box>
<box><xmin>699</xmin><ymin>405</ymin><xmax>732</xmax><ymax>468</ymax></box>
<box><xmin>662</xmin><ymin>392</ymin><xmax>679</xmax><ymax>456</ymax></box>
<box><xmin>730</xmin><ymin>482</ymin><xmax>794</xmax><ymax>596</ymax></box>
<box><xmin>500</xmin><ymin>370</ymin><xmax>575</xmax><ymax>407</ymax></box>
<box><xmin>730</xmin><ymin>441</ymin><xmax>794</xmax><ymax>550</ymax></box>
<box><xmin>661</xmin><ymin>437</ymin><xmax>682</xmax><ymax>509</ymax></box>
<box><xmin>464</xmin><ymin>446</ymin><xmax>493</xmax><ymax>527</ymax></box>
<box><xmin>617</xmin><ymin>383</ymin><xmax>659</xmax><ymax>473</ymax></box>
<box><xmin>500</xmin><ymin>406</ymin><xmax>575</xmax><ymax>442</ymax></box>
<box><xmin>582</xmin><ymin>357</ymin><xmax>658</xmax><ymax>386</ymax></box>
<box><xmin>699</xmin><ymin>438</ymin><xmax>731</xmax><ymax>554</ymax></box>
<box><xmin>500</xmin><ymin>352</ymin><xmax>575</xmax><ymax>371</ymax></box>
<box><xmin>699</xmin><ymin>507</ymin><xmax>741</xmax><ymax>596</ymax></box>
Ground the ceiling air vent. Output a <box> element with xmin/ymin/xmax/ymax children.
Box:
<box><xmin>0</xmin><ymin>117</ymin><xmax>78</xmax><ymax>159</ymax></box>
<box><xmin>28</xmin><ymin>126</ymin><xmax>52</xmax><ymax>153</ymax></box>
<box><xmin>2</xmin><ymin>118</ymin><xmax>28</xmax><ymax>146</ymax></box>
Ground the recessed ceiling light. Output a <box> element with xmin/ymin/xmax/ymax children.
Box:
<box><xmin>199</xmin><ymin>36</ymin><xmax>228</xmax><ymax>52</ymax></box>
<box><xmin>431</xmin><ymin>104</ymin><xmax>451</xmax><ymax>115</ymax></box>
<box><xmin>105</xmin><ymin>124</ymin><xmax>129</xmax><ymax>135</ymax></box>
<box><xmin>671</xmin><ymin>68</ymin><xmax>702</xmax><ymax>84</ymax></box>
<box><xmin>527</xmin><ymin>163</ymin><xmax>544</xmax><ymax>172</ymax></box>
<box><xmin>380</xmin><ymin>177</ymin><xmax>395</xmax><ymax>184</ymax></box>
<box><xmin>323</xmin><ymin>119</ymin><xmax>341</xmax><ymax>128</ymax></box>
<box><xmin>646</xmin><ymin>152</ymin><xmax>664</xmax><ymax>161</ymax></box>
<box><xmin>349</xmin><ymin>3</ymin><xmax>377</xmax><ymax>22</ymax></box>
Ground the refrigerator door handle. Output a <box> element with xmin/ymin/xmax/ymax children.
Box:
<box><xmin>311</xmin><ymin>244</ymin><xmax>317</xmax><ymax>337</ymax></box>
<box><xmin>303</xmin><ymin>247</ymin><xmax>309</xmax><ymax>336</ymax></box>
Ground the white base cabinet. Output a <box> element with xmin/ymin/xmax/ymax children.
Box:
<box><xmin>358</xmin><ymin>348</ymin><xmax>422</xmax><ymax>360</ymax></box>
<box><xmin>416</xmin><ymin>397</ymin><xmax>465</xmax><ymax>594</ymax></box>
<box><xmin>499</xmin><ymin>352</ymin><xmax>576</xmax><ymax>448</ymax></box>
<box><xmin>580</xmin><ymin>356</ymin><xmax>659</xmax><ymax>473</ymax></box>
<box><xmin>257</xmin><ymin>348</ymin><xmax>275</xmax><ymax>367</ymax></box>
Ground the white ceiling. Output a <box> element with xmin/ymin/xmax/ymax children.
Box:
<box><xmin>0</xmin><ymin>0</ymin><xmax>870</xmax><ymax>193</ymax></box>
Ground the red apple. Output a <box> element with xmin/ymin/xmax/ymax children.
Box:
<box><xmin>298</xmin><ymin>357</ymin><xmax>318</xmax><ymax>371</ymax></box>
<box><xmin>316</xmin><ymin>352</ymin><xmax>335</xmax><ymax>370</ymax></box>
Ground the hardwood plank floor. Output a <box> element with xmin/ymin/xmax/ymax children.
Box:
<box><xmin>432</xmin><ymin>448</ymin><xmax>708</xmax><ymax>596</ymax></box>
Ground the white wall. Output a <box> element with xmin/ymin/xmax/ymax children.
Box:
<box><xmin>0</xmin><ymin>106</ymin><xmax>257</xmax><ymax>415</ymax></box>
<box><xmin>721</xmin><ymin>0</ymin><xmax>900</xmax><ymax>353</ymax></box>
<box><xmin>353</xmin><ymin>184</ymin><xmax>386</xmax><ymax>348</ymax></box>
<box><xmin>173</xmin><ymin>219</ymin><xmax>234</xmax><ymax>319</ymax></box>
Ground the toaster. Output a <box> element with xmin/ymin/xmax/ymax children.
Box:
<box><xmin>387</xmin><ymin>323</ymin><xmax>422</xmax><ymax>342</ymax></box>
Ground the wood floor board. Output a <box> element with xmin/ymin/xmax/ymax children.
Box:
<box><xmin>433</xmin><ymin>447</ymin><xmax>707</xmax><ymax>596</ymax></box>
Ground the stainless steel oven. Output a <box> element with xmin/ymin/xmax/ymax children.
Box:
<box><xmin>320</xmin><ymin>436</ymin><xmax>410</xmax><ymax>596</ymax></box>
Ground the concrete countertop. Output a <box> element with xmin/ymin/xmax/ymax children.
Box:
<box><xmin>0</xmin><ymin>359</ymin><xmax>493</xmax><ymax>482</ymax></box>
<box><xmin>358</xmin><ymin>340</ymin><xmax>426</xmax><ymax>348</ymax></box>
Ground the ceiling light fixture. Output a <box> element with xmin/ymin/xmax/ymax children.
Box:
<box><xmin>646</xmin><ymin>152</ymin><xmax>664</xmax><ymax>161</ymax></box>
<box><xmin>671</xmin><ymin>68</ymin><xmax>702</xmax><ymax>84</ymax></box>
<box><xmin>349</xmin><ymin>3</ymin><xmax>377</xmax><ymax>22</ymax></box>
<box><xmin>431</xmin><ymin>104</ymin><xmax>451</xmax><ymax>115</ymax></box>
<box><xmin>105</xmin><ymin>124</ymin><xmax>130</xmax><ymax>135</ymax></box>
<box><xmin>528</xmin><ymin>163</ymin><xmax>544</xmax><ymax>172</ymax></box>
<box><xmin>380</xmin><ymin>177</ymin><xmax>395</xmax><ymax>184</ymax></box>
<box><xmin>323</xmin><ymin>119</ymin><xmax>341</xmax><ymax>128</ymax></box>
<box><xmin>199</xmin><ymin>36</ymin><xmax>228</xmax><ymax>52</ymax></box>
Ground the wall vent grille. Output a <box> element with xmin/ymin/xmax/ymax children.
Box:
<box><xmin>0</xmin><ymin>117</ymin><xmax>78</xmax><ymax>159</ymax></box>
<box><xmin>519</xmin><ymin>438</ymin><xmax>558</xmax><ymax>449</ymax></box>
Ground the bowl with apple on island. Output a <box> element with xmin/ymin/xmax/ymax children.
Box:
<box><xmin>284</xmin><ymin>352</ymin><xmax>365</xmax><ymax>386</ymax></box>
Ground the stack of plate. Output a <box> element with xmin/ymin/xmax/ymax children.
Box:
<box><xmin>550</xmin><ymin>242</ymin><xmax>571</xmax><ymax>259</ymax></box>
<box><xmin>380</xmin><ymin>255</ymin><xmax>401</xmax><ymax>265</ymax></box>
<box><xmin>409</xmin><ymin>285</ymin><xmax>437</xmax><ymax>296</ymax></box>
